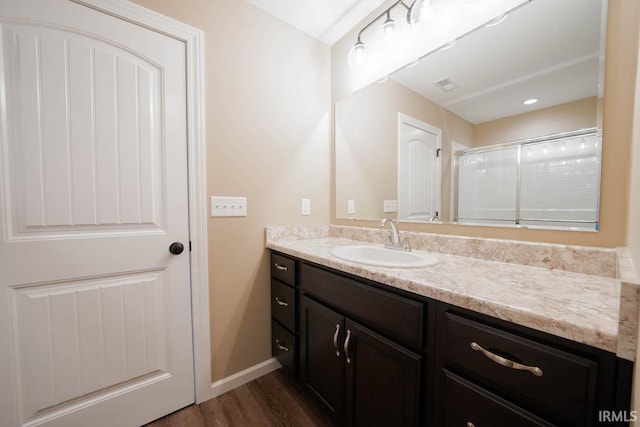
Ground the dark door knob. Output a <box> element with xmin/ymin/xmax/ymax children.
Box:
<box><xmin>169</xmin><ymin>242</ymin><xmax>184</xmax><ymax>255</ymax></box>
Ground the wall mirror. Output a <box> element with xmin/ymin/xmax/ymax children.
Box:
<box><xmin>335</xmin><ymin>0</ymin><xmax>607</xmax><ymax>231</ymax></box>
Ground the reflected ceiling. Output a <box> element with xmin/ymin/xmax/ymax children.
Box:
<box><xmin>391</xmin><ymin>0</ymin><xmax>603</xmax><ymax>123</ymax></box>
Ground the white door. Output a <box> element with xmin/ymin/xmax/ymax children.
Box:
<box><xmin>397</xmin><ymin>113</ymin><xmax>442</xmax><ymax>222</ymax></box>
<box><xmin>0</xmin><ymin>1</ymin><xmax>195</xmax><ymax>426</ymax></box>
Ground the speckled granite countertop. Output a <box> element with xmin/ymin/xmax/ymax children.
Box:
<box><xmin>265</xmin><ymin>225</ymin><xmax>640</xmax><ymax>361</ymax></box>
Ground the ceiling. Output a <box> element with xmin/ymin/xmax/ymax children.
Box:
<box><xmin>390</xmin><ymin>0</ymin><xmax>604</xmax><ymax>123</ymax></box>
<box><xmin>244</xmin><ymin>0</ymin><xmax>389</xmax><ymax>46</ymax></box>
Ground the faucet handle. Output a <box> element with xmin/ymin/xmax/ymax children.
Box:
<box><xmin>385</xmin><ymin>230</ymin><xmax>393</xmax><ymax>245</ymax></box>
<box><xmin>402</xmin><ymin>235</ymin><xmax>411</xmax><ymax>251</ymax></box>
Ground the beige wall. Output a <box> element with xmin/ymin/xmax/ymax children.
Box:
<box><xmin>131</xmin><ymin>0</ymin><xmax>331</xmax><ymax>382</ymax></box>
<box><xmin>335</xmin><ymin>79</ymin><xmax>472</xmax><ymax>221</ymax></box>
<box><xmin>627</xmin><ymin>0</ymin><xmax>640</xmax><ymax>417</ymax></box>
<box><xmin>627</xmin><ymin>5</ymin><xmax>640</xmax><ymax>280</ymax></box>
<box><xmin>474</xmin><ymin>97</ymin><xmax>598</xmax><ymax>148</ymax></box>
<box><xmin>332</xmin><ymin>0</ymin><xmax>638</xmax><ymax>248</ymax></box>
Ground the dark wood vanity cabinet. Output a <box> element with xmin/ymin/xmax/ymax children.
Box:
<box><xmin>300</xmin><ymin>295</ymin><xmax>422</xmax><ymax>426</ymax></box>
<box><xmin>269</xmin><ymin>251</ymin><xmax>632</xmax><ymax>426</ymax></box>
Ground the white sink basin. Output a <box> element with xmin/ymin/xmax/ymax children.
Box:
<box><xmin>331</xmin><ymin>245</ymin><xmax>438</xmax><ymax>268</ymax></box>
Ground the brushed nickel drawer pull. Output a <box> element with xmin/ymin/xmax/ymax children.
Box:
<box><xmin>333</xmin><ymin>324</ymin><xmax>341</xmax><ymax>357</ymax></box>
<box><xmin>274</xmin><ymin>296</ymin><xmax>288</xmax><ymax>307</ymax></box>
<box><xmin>344</xmin><ymin>329</ymin><xmax>352</xmax><ymax>364</ymax></box>
<box><xmin>470</xmin><ymin>342</ymin><xmax>543</xmax><ymax>377</ymax></box>
<box><xmin>274</xmin><ymin>263</ymin><xmax>288</xmax><ymax>271</ymax></box>
<box><xmin>275</xmin><ymin>339</ymin><xmax>289</xmax><ymax>352</ymax></box>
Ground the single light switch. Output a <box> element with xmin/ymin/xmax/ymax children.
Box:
<box><xmin>301</xmin><ymin>198</ymin><xmax>311</xmax><ymax>216</ymax></box>
<box><xmin>348</xmin><ymin>199</ymin><xmax>356</xmax><ymax>215</ymax></box>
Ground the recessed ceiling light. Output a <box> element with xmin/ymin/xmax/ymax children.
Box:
<box><xmin>523</xmin><ymin>98</ymin><xmax>538</xmax><ymax>105</ymax></box>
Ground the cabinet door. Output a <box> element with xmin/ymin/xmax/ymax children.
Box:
<box><xmin>300</xmin><ymin>296</ymin><xmax>344</xmax><ymax>423</ymax></box>
<box><xmin>344</xmin><ymin>320</ymin><xmax>422</xmax><ymax>427</ymax></box>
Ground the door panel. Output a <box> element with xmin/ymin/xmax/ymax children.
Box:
<box><xmin>344</xmin><ymin>320</ymin><xmax>422</xmax><ymax>427</ymax></box>
<box><xmin>0</xmin><ymin>1</ymin><xmax>193</xmax><ymax>426</ymax></box>
<box><xmin>300</xmin><ymin>296</ymin><xmax>344</xmax><ymax>423</ymax></box>
<box><xmin>14</xmin><ymin>271</ymin><xmax>168</xmax><ymax>416</ymax></box>
<box><xmin>5</xmin><ymin>22</ymin><xmax>164</xmax><ymax>236</ymax></box>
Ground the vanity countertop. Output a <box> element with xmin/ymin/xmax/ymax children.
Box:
<box><xmin>267</xmin><ymin>233</ymin><xmax>625</xmax><ymax>357</ymax></box>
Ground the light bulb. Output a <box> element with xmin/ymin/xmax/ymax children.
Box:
<box><xmin>348</xmin><ymin>40</ymin><xmax>366</xmax><ymax>68</ymax></box>
<box><xmin>382</xmin><ymin>15</ymin><xmax>396</xmax><ymax>47</ymax></box>
<box><xmin>407</xmin><ymin>0</ymin><xmax>426</xmax><ymax>25</ymax></box>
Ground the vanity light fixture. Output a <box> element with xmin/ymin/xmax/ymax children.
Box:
<box><xmin>348</xmin><ymin>0</ymin><xmax>430</xmax><ymax>69</ymax></box>
<box><xmin>522</xmin><ymin>98</ymin><xmax>538</xmax><ymax>105</ymax></box>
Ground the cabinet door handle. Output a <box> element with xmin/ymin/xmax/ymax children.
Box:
<box><xmin>275</xmin><ymin>339</ymin><xmax>289</xmax><ymax>352</ymax></box>
<box><xmin>333</xmin><ymin>324</ymin><xmax>341</xmax><ymax>357</ymax></box>
<box><xmin>470</xmin><ymin>342</ymin><xmax>543</xmax><ymax>377</ymax></box>
<box><xmin>344</xmin><ymin>329</ymin><xmax>352</xmax><ymax>364</ymax></box>
<box><xmin>274</xmin><ymin>263</ymin><xmax>288</xmax><ymax>271</ymax></box>
<box><xmin>274</xmin><ymin>296</ymin><xmax>288</xmax><ymax>307</ymax></box>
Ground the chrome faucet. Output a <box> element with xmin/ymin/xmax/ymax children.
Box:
<box><xmin>379</xmin><ymin>218</ymin><xmax>411</xmax><ymax>251</ymax></box>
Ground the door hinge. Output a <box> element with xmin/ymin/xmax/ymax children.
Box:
<box><xmin>189</xmin><ymin>241</ymin><xmax>192</xmax><ymax>252</ymax></box>
<box><xmin>436</xmin><ymin>148</ymin><xmax>441</xmax><ymax>158</ymax></box>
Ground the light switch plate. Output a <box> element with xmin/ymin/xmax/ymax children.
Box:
<box><xmin>348</xmin><ymin>199</ymin><xmax>355</xmax><ymax>215</ymax></box>
<box><xmin>301</xmin><ymin>198</ymin><xmax>311</xmax><ymax>216</ymax></box>
<box><xmin>383</xmin><ymin>200</ymin><xmax>398</xmax><ymax>213</ymax></box>
<box><xmin>210</xmin><ymin>196</ymin><xmax>247</xmax><ymax>217</ymax></box>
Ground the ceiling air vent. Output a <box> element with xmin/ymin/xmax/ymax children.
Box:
<box><xmin>433</xmin><ymin>77</ymin><xmax>458</xmax><ymax>92</ymax></box>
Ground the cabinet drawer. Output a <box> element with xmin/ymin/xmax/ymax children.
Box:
<box><xmin>443</xmin><ymin>370</ymin><xmax>552</xmax><ymax>427</ymax></box>
<box><xmin>271</xmin><ymin>279</ymin><xmax>295</xmax><ymax>332</ymax></box>
<box><xmin>300</xmin><ymin>263</ymin><xmax>424</xmax><ymax>349</ymax></box>
<box><xmin>442</xmin><ymin>312</ymin><xmax>598</xmax><ymax>425</ymax></box>
<box><xmin>272</xmin><ymin>320</ymin><xmax>296</xmax><ymax>377</ymax></box>
<box><xmin>271</xmin><ymin>253</ymin><xmax>296</xmax><ymax>286</ymax></box>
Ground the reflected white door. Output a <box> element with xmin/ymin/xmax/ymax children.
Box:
<box><xmin>0</xmin><ymin>1</ymin><xmax>194</xmax><ymax>426</ymax></box>
<box><xmin>398</xmin><ymin>113</ymin><xmax>442</xmax><ymax>222</ymax></box>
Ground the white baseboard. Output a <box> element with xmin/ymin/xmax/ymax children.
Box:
<box><xmin>210</xmin><ymin>357</ymin><xmax>282</xmax><ymax>398</ymax></box>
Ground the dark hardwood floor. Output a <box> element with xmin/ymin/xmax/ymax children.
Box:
<box><xmin>144</xmin><ymin>369</ymin><xmax>333</xmax><ymax>427</ymax></box>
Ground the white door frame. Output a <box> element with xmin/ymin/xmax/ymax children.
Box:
<box><xmin>73</xmin><ymin>0</ymin><xmax>212</xmax><ymax>403</ymax></box>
